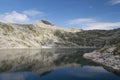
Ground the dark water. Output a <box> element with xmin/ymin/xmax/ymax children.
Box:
<box><xmin>0</xmin><ymin>48</ymin><xmax>120</xmax><ymax>80</ymax></box>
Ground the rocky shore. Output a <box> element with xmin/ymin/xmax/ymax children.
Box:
<box><xmin>83</xmin><ymin>51</ymin><xmax>120</xmax><ymax>72</ymax></box>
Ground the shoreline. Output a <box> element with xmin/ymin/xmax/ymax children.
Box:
<box><xmin>83</xmin><ymin>51</ymin><xmax>120</xmax><ymax>73</ymax></box>
<box><xmin>0</xmin><ymin>47</ymin><xmax>98</xmax><ymax>50</ymax></box>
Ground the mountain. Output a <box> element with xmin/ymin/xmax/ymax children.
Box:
<box><xmin>0</xmin><ymin>20</ymin><xmax>120</xmax><ymax>48</ymax></box>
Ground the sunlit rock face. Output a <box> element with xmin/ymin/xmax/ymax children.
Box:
<box><xmin>0</xmin><ymin>21</ymin><xmax>120</xmax><ymax>48</ymax></box>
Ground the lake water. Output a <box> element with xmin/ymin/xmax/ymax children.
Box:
<box><xmin>0</xmin><ymin>48</ymin><xmax>120</xmax><ymax>80</ymax></box>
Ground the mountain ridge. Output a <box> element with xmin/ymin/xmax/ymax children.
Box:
<box><xmin>0</xmin><ymin>20</ymin><xmax>120</xmax><ymax>48</ymax></box>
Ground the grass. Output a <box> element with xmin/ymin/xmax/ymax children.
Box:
<box><xmin>113</xmin><ymin>43</ymin><xmax>120</xmax><ymax>55</ymax></box>
<box><xmin>99</xmin><ymin>47</ymin><xmax>108</xmax><ymax>53</ymax></box>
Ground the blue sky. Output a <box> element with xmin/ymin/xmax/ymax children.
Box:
<box><xmin>0</xmin><ymin>0</ymin><xmax>120</xmax><ymax>30</ymax></box>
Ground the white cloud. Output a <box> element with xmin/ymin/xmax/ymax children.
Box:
<box><xmin>23</xmin><ymin>10</ymin><xmax>43</xmax><ymax>16</ymax></box>
<box><xmin>69</xmin><ymin>18</ymin><xmax>96</xmax><ymax>24</ymax></box>
<box><xmin>0</xmin><ymin>11</ymin><xmax>29</xmax><ymax>23</ymax></box>
<box><xmin>86</xmin><ymin>22</ymin><xmax>120</xmax><ymax>30</ymax></box>
<box><xmin>109</xmin><ymin>0</ymin><xmax>120</xmax><ymax>5</ymax></box>
<box><xmin>69</xmin><ymin>18</ymin><xmax>120</xmax><ymax>30</ymax></box>
<box><xmin>0</xmin><ymin>10</ymin><xmax>44</xmax><ymax>24</ymax></box>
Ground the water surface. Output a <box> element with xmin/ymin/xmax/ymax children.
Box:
<box><xmin>0</xmin><ymin>48</ymin><xmax>120</xmax><ymax>80</ymax></box>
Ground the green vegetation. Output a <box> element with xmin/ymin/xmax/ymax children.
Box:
<box><xmin>99</xmin><ymin>43</ymin><xmax>120</xmax><ymax>55</ymax></box>
<box><xmin>99</xmin><ymin>47</ymin><xmax>108</xmax><ymax>53</ymax></box>
<box><xmin>1</xmin><ymin>24</ymin><xmax>14</xmax><ymax>33</ymax></box>
<box><xmin>113</xmin><ymin>43</ymin><xmax>120</xmax><ymax>55</ymax></box>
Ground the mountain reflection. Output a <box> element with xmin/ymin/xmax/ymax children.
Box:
<box><xmin>0</xmin><ymin>72</ymin><xmax>40</xmax><ymax>80</ymax></box>
<box><xmin>0</xmin><ymin>48</ymin><xmax>120</xmax><ymax>80</ymax></box>
<box><xmin>0</xmin><ymin>48</ymin><xmax>96</xmax><ymax>74</ymax></box>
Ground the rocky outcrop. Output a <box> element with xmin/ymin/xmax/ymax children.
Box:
<box><xmin>83</xmin><ymin>44</ymin><xmax>120</xmax><ymax>72</ymax></box>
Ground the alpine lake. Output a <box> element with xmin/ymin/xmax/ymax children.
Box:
<box><xmin>0</xmin><ymin>48</ymin><xmax>120</xmax><ymax>80</ymax></box>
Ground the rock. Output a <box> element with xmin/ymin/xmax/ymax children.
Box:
<box><xmin>83</xmin><ymin>46</ymin><xmax>120</xmax><ymax>72</ymax></box>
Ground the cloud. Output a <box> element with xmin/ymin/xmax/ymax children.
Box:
<box><xmin>69</xmin><ymin>18</ymin><xmax>96</xmax><ymax>24</ymax></box>
<box><xmin>23</xmin><ymin>10</ymin><xmax>43</xmax><ymax>16</ymax></box>
<box><xmin>0</xmin><ymin>10</ymin><xmax>43</xmax><ymax>24</ymax></box>
<box><xmin>69</xmin><ymin>18</ymin><xmax>120</xmax><ymax>30</ymax></box>
<box><xmin>109</xmin><ymin>0</ymin><xmax>120</xmax><ymax>5</ymax></box>
<box><xmin>0</xmin><ymin>11</ymin><xmax>29</xmax><ymax>23</ymax></box>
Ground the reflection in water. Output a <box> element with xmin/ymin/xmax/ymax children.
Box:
<box><xmin>0</xmin><ymin>48</ymin><xmax>120</xmax><ymax>80</ymax></box>
<box><xmin>40</xmin><ymin>66</ymin><xmax>120</xmax><ymax>80</ymax></box>
<box><xmin>0</xmin><ymin>66</ymin><xmax>120</xmax><ymax>80</ymax></box>
<box><xmin>0</xmin><ymin>48</ymin><xmax>95</xmax><ymax>74</ymax></box>
<box><xmin>0</xmin><ymin>72</ymin><xmax>40</xmax><ymax>80</ymax></box>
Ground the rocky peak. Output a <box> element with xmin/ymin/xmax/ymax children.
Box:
<box><xmin>40</xmin><ymin>20</ymin><xmax>54</xmax><ymax>26</ymax></box>
<box><xmin>33</xmin><ymin>20</ymin><xmax>63</xmax><ymax>30</ymax></box>
<box><xmin>34</xmin><ymin>20</ymin><xmax>54</xmax><ymax>26</ymax></box>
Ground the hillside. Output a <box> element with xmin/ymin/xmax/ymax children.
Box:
<box><xmin>0</xmin><ymin>20</ymin><xmax>120</xmax><ymax>48</ymax></box>
<box><xmin>84</xmin><ymin>43</ymin><xmax>120</xmax><ymax>72</ymax></box>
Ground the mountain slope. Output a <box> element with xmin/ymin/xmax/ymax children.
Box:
<box><xmin>0</xmin><ymin>20</ymin><xmax>120</xmax><ymax>48</ymax></box>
